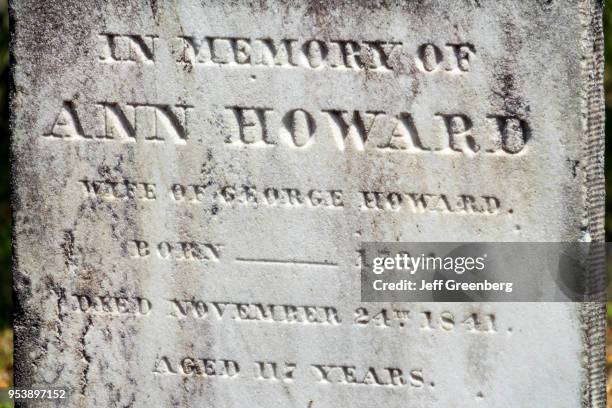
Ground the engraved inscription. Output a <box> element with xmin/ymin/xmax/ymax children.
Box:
<box><xmin>127</xmin><ymin>240</ymin><xmax>223</xmax><ymax>262</ymax></box>
<box><xmin>59</xmin><ymin>293</ymin><xmax>152</xmax><ymax>316</ymax></box>
<box><xmin>44</xmin><ymin>101</ymin><xmax>529</xmax><ymax>154</ymax></box>
<box><xmin>167</xmin><ymin>299</ymin><xmax>341</xmax><ymax>325</ymax></box>
<box><xmin>354</xmin><ymin>308</ymin><xmax>497</xmax><ymax>333</ymax></box>
<box><xmin>177</xmin><ymin>36</ymin><xmax>404</xmax><ymax>71</ymax></box>
<box><xmin>98</xmin><ymin>33</ymin><xmax>157</xmax><ymax>63</ymax></box>
<box><xmin>310</xmin><ymin>364</ymin><xmax>424</xmax><ymax>387</ymax></box>
<box><xmin>174</xmin><ymin>36</ymin><xmax>477</xmax><ymax>74</ymax></box>
<box><xmin>153</xmin><ymin>357</ymin><xmax>240</xmax><ymax>378</ymax></box>
<box><xmin>152</xmin><ymin>356</ymin><xmax>426</xmax><ymax>390</ymax></box>
<box><xmin>53</xmin><ymin>288</ymin><xmax>500</xmax><ymax>335</ymax></box>
<box><xmin>80</xmin><ymin>179</ymin><xmax>157</xmax><ymax>201</ymax></box>
<box><xmin>224</xmin><ymin>107</ymin><xmax>528</xmax><ymax>154</ymax></box>
<box><xmin>77</xmin><ymin>179</ymin><xmax>502</xmax><ymax>216</ymax></box>
<box><xmin>361</xmin><ymin>192</ymin><xmax>501</xmax><ymax>214</ymax></box>
<box><xmin>416</xmin><ymin>43</ymin><xmax>475</xmax><ymax>73</ymax></box>
<box><xmin>218</xmin><ymin>186</ymin><xmax>344</xmax><ymax>209</ymax></box>
<box><xmin>13</xmin><ymin>2</ymin><xmax>582</xmax><ymax>405</ymax></box>
<box><xmin>254</xmin><ymin>361</ymin><xmax>296</xmax><ymax>382</ymax></box>
<box><xmin>46</xmin><ymin>102</ymin><xmax>193</xmax><ymax>143</ymax></box>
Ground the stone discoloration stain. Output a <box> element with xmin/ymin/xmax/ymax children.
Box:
<box><xmin>10</xmin><ymin>1</ymin><xmax>604</xmax><ymax>407</ymax></box>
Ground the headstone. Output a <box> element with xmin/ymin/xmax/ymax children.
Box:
<box><xmin>11</xmin><ymin>1</ymin><xmax>605</xmax><ymax>407</ymax></box>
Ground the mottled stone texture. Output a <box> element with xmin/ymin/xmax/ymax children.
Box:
<box><xmin>10</xmin><ymin>1</ymin><xmax>604</xmax><ymax>407</ymax></box>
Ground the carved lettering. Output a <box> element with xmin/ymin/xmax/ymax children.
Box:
<box><xmin>47</xmin><ymin>101</ymin><xmax>192</xmax><ymax>142</ymax></box>
<box><xmin>176</xmin><ymin>36</ymin><xmax>403</xmax><ymax>71</ymax></box>
<box><xmin>98</xmin><ymin>33</ymin><xmax>157</xmax><ymax>63</ymax></box>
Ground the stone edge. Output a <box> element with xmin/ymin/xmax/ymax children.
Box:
<box><xmin>579</xmin><ymin>0</ymin><xmax>606</xmax><ymax>407</ymax></box>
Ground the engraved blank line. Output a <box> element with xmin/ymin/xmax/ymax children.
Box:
<box><xmin>235</xmin><ymin>258</ymin><xmax>338</xmax><ymax>267</ymax></box>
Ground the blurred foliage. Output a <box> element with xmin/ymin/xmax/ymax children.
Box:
<box><xmin>0</xmin><ymin>328</ymin><xmax>10</xmax><ymax>388</ymax></box>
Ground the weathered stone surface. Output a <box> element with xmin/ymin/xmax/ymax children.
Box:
<box><xmin>10</xmin><ymin>1</ymin><xmax>604</xmax><ymax>407</ymax></box>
